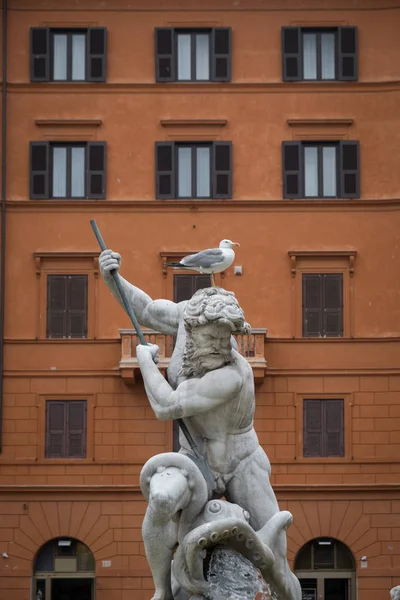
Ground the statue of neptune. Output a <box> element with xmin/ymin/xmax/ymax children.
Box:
<box><xmin>99</xmin><ymin>249</ymin><xmax>301</xmax><ymax>600</ymax></box>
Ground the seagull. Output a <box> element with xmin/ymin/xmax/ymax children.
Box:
<box><xmin>165</xmin><ymin>239</ymin><xmax>240</xmax><ymax>286</ymax></box>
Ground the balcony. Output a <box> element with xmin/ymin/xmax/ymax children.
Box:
<box><xmin>119</xmin><ymin>328</ymin><xmax>267</xmax><ymax>384</ymax></box>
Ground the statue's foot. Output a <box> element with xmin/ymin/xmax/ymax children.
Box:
<box><xmin>151</xmin><ymin>592</ymin><xmax>174</xmax><ymax>600</ymax></box>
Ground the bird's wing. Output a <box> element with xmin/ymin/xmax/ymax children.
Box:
<box><xmin>181</xmin><ymin>248</ymin><xmax>225</xmax><ymax>268</ymax></box>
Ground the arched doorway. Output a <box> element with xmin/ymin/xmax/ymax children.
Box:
<box><xmin>294</xmin><ymin>538</ymin><xmax>356</xmax><ymax>600</ymax></box>
<box><xmin>33</xmin><ymin>538</ymin><xmax>95</xmax><ymax>600</ymax></box>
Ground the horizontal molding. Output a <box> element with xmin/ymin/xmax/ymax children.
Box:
<box><xmin>4</xmin><ymin>368</ymin><xmax>400</xmax><ymax>377</ymax></box>
<box><xmin>8</xmin><ymin>2</ymin><xmax>400</xmax><ymax>13</ymax></box>
<box><xmin>7</xmin><ymin>80</ymin><xmax>400</xmax><ymax>95</ymax></box>
<box><xmin>35</xmin><ymin>119</ymin><xmax>102</xmax><ymax>127</ymax></box>
<box><xmin>0</xmin><ymin>458</ymin><xmax>398</xmax><ymax>466</ymax></box>
<box><xmin>33</xmin><ymin>251</ymin><xmax>99</xmax><ymax>259</ymax></box>
<box><xmin>0</xmin><ymin>483</ymin><xmax>398</xmax><ymax>496</ymax></box>
<box><xmin>267</xmin><ymin>336</ymin><xmax>400</xmax><ymax>343</ymax></box>
<box><xmin>4</xmin><ymin>338</ymin><xmax>120</xmax><ymax>344</ymax></box>
<box><xmin>161</xmin><ymin>119</ymin><xmax>227</xmax><ymax>127</ymax></box>
<box><xmin>6</xmin><ymin>198</ymin><xmax>400</xmax><ymax>213</ymax></box>
<box><xmin>287</xmin><ymin>118</ymin><xmax>354</xmax><ymax>127</ymax></box>
<box><xmin>4</xmin><ymin>336</ymin><xmax>400</xmax><ymax>344</ymax></box>
<box><xmin>288</xmin><ymin>250</ymin><xmax>357</xmax><ymax>257</ymax></box>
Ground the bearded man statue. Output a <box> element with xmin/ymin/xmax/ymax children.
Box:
<box><xmin>99</xmin><ymin>250</ymin><xmax>300</xmax><ymax>600</ymax></box>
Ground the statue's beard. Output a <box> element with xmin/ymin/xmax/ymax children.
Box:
<box><xmin>179</xmin><ymin>337</ymin><xmax>233</xmax><ymax>379</ymax></box>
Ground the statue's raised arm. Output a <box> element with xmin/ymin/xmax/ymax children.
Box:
<box><xmin>99</xmin><ymin>249</ymin><xmax>180</xmax><ymax>335</ymax></box>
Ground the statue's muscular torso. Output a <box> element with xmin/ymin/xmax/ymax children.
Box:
<box><xmin>176</xmin><ymin>350</ymin><xmax>260</xmax><ymax>476</ymax></box>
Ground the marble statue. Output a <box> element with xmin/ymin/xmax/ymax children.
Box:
<box><xmin>99</xmin><ymin>249</ymin><xmax>301</xmax><ymax>600</ymax></box>
<box><xmin>391</xmin><ymin>587</ymin><xmax>400</xmax><ymax>600</ymax></box>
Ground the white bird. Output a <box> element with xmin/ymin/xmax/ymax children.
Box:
<box><xmin>165</xmin><ymin>239</ymin><xmax>240</xmax><ymax>286</ymax></box>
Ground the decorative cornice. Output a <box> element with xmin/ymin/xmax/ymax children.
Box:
<box><xmin>288</xmin><ymin>249</ymin><xmax>357</xmax><ymax>277</ymax></box>
<box><xmin>7</xmin><ymin>198</ymin><xmax>400</xmax><ymax>213</ymax></box>
<box><xmin>35</xmin><ymin>119</ymin><xmax>102</xmax><ymax>127</ymax></box>
<box><xmin>33</xmin><ymin>251</ymin><xmax>100</xmax><ymax>277</ymax></box>
<box><xmin>8</xmin><ymin>80</ymin><xmax>400</xmax><ymax>95</ymax></box>
<box><xmin>287</xmin><ymin>118</ymin><xmax>354</xmax><ymax>127</ymax></box>
<box><xmin>161</xmin><ymin>119</ymin><xmax>227</xmax><ymax>127</ymax></box>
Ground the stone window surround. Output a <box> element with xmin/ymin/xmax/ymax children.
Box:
<box><xmin>288</xmin><ymin>250</ymin><xmax>357</xmax><ymax>339</ymax></box>
<box><xmin>294</xmin><ymin>392</ymin><xmax>353</xmax><ymax>463</ymax></box>
<box><xmin>33</xmin><ymin>251</ymin><xmax>99</xmax><ymax>340</ymax></box>
<box><xmin>38</xmin><ymin>393</ymin><xmax>95</xmax><ymax>463</ymax></box>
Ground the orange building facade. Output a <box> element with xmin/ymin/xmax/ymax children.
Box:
<box><xmin>0</xmin><ymin>0</ymin><xmax>400</xmax><ymax>599</ymax></box>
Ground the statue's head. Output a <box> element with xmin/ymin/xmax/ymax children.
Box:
<box><xmin>180</xmin><ymin>288</ymin><xmax>250</xmax><ymax>378</ymax></box>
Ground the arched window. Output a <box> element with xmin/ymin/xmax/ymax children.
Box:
<box><xmin>294</xmin><ymin>538</ymin><xmax>355</xmax><ymax>571</ymax></box>
<box><xmin>34</xmin><ymin>538</ymin><xmax>95</xmax><ymax>573</ymax></box>
<box><xmin>295</xmin><ymin>539</ymin><xmax>356</xmax><ymax>600</ymax></box>
<box><xmin>34</xmin><ymin>538</ymin><xmax>95</xmax><ymax>600</ymax></box>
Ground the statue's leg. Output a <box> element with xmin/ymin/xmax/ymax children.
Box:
<box><xmin>143</xmin><ymin>467</ymin><xmax>193</xmax><ymax>600</ymax></box>
<box><xmin>226</xmin><ymin>447</ymin><xmax>301</xmax><ymax>600</ymax></box>
<box><xmin>225</xmin><ymin>446</ymin><xmax>278</xmax><ymax>530</ymax></box>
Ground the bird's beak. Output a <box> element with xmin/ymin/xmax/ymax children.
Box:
<box><xmin>232</xmin><ymin>242</ymin><xmax>240</xmax><ymax>247</ymax></box>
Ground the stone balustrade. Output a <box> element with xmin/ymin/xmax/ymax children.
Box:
<box><xmin>119</xmin><ymin>328</ymin><xmax>267</xmax><ymax>384</ymax></box>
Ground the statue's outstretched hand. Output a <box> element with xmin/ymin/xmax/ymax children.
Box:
<box><xmin>137</xmin><ymin>343</ymin><xmax>159</xmax><ymax>365</ymax></box>
<box><xmin>99</xmin><ymin>249</ymin><xmax>121</xmax><ymax>280</ymax></box>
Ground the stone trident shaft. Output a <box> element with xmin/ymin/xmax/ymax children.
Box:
<box><xmin>90</xmin><ymin>220</ymin><xmax>216</xmax><ymax>491</ymax></box>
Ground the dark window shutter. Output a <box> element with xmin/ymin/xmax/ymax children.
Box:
<box><xmin>67</xmin><ymin>401</ymin><xmax>87</xmax><ymax>458</ymax></box>
<box><xmin>174</xmin><ymin>274</ymin><xmax>211</xmax><ymax>303</ymax></box>
<box><xmin>194</xmin><ymin>274</ymin><xmax>211</xmax><ymax>292</ymax></box>
<box><xmin>47</xmin><ymin>275</ymin><xmax>67</xmax><ymax>338</ymax></box>
<box><xmin>303</xmin><ymin>400</ymin><xmax>323</xmax><ymax>457</ymax></box>
<box><xmin>339</xmin><ymin>141</ymin><xmax>359</xmax><ymax>198</ymax></box>
<box><xmin>212</xmin><ymin>142</ymin><xmax>232</xmax><ymax>199</ymax></box>
<box><xmin>282</xmin><ymin>27</ymin><xmax>301</xmax><ymax>81</ymax></box>
<box><xmin>323</xmin><ymin>274</ymin><xmax>343</xmax><ymax>337</ymax></box>
<box><xmin>211</xmin><ymin>28</ymin><xmax>231</xmax><ymax>82</ymax></box>
<box><xmin>324</xmin><ymin>399</ymin><xmax>344</xmax><ymax>457</ymax></box>
<box><xmin>156</xmin><ymin>142</ymin><xmax>175</xmax><ymax>199</ymax></box>
<box><xmin>282</xmin><ymin>142</ymin><xmax>303</xmax><ymax>198</ymax></box>
<box><xmin>86</xmin><ymin>142</ymin><xmax>106</xmax><ymax>199</ymax></box>
<box><xmin>338</xmin><ymin>27</ymin><xmax>358</xmax><ymax>81</ymax></box>
<box><xmin>30</xmin><ymin>27</ymin><xmax>50</xmax><ymax>82</ymax></box>
<box><xmin>30</xmin><ymin>142</ymin><xmax>50</xmax><ymax>199</ymax></box>
<box><xmin>87</xmin><ymin>28</ymin><xmax>107</xmax><ymax>82</ymax></box>
<box><xmin>155</xmin><ymin>28</ymin><xmax>174</xmax><ymax>82</ymax></box>
<box><xmin>174</xmin><ymin>274</ymin><xmax>195</xmax><ymax>303</ymax></box>
<box><xmin>46</xmin><ymin>401</ymin><xmax>66</xmax><ymax>458</ymax></box>
<box><xmin>303</xmin><ymin>274</ymin><xmax>322</xmax><ymax>337</ymax></box>
<box><xmin>67</xmin><ymin>276</ymin><xmax>88</xmax><ymax>338</ymax></box>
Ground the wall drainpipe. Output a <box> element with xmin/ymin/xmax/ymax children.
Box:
<box><xmin>0</xmin><ymin>0</ymin><xmax>8</xmax><ymax>453</ymax></box>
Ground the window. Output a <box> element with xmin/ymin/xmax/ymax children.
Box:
<box><xmin>30</xmin><ymin>27</ymin><xmax>107</xmax><ymax>82</ymax></box>
<box><xmin>47</xmin><ymin>275</ymin><xmax>88</xmax><ymax>338</ymax></box>
<box><xmin>302</xmin><ymin>273</ymin><xmax>343</xmax><ymax>337</ymax></box>
<box><xmin>282</xmin><ymin>27</ymin><xmax>358</xmax><ymax>81</ymax></box>
<box><xmin>295</xmin><ymin>539</ymin><xmax>355</xmax><ymax>570</ymax></box>
<box><xmin>303</xmin><ymin>399</ymin><xmax>344</xmax><ymax>458</ymax></box>
<box><xmin>45</xmin><ymin>400</ymin><xmax>87</xmax><ymax>458</ymax></box>
<box><xmin>174</xmin><ymin>274</ymin><xmax>211</xmax><ymax>303</ymax></box>
<box><xmin>282</xmin><ymin>141</ymin><xmax>359</xmax><ymax>199</ymax></box>
<box><xmin>30</xmin><ymin>142</ymin><xmax>106</xmax><ymax>199</ymax></box>
<box><xmin>156</xmin><ymin>141</ymin><xmax>232</xmax><ymax>199</ymax></box>
<box><xmin>155</xmin><ymin>28</ymin><xmax>231</xmax><ymax>82</ymax></box>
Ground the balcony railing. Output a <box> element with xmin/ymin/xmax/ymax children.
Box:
<box><xmin>119</xmin><ymin>328</ymin><xmax>267</xmax><ymax>383</ymax></box>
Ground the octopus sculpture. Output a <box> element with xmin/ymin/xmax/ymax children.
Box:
<box><xmin>141</xmin><ymin>453</ymin><xmax>296</xmax><ymax>600</ymax></box>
